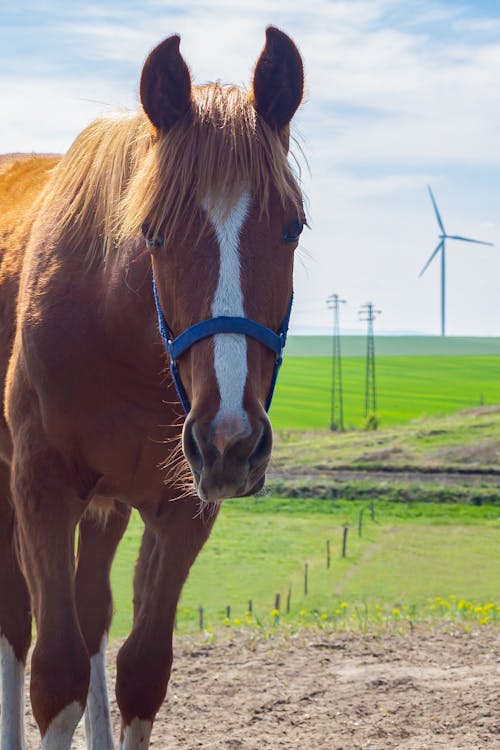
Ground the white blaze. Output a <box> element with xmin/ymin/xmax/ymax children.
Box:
<box><xmin>0</xmin><ymin>634</ymin><xmax>26</xmax><ymax>750</ymax></box>
<box><xmin>84</xmin><ymin>636</ymin><xmax>114</xmax><ymax>750</ymax></box>
<box><xmin>204</xmin><ymin>193</ymin><xmax>250</xmax><ymax>424</ymax></box>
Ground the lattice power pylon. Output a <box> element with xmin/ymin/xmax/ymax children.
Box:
<box><xmin>359</xmin><ymin>302</ymin><xmax>382</xmax><ymax>417</ymax></box>
<box><xmin>326</xmin><ymin>294</ymin><xmax>346</xmax><ymax>431</ymax></box>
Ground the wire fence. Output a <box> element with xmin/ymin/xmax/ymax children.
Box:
<box><xmin>176</xmin><ymin>502</ymin><xmax>377</xmax><ymax>632</ymax></box>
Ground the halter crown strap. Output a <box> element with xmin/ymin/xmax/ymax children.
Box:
<box><xmin>152</xmin><ymin>276</ymin><xmax>292</xmax><ymax>414</ymax></box>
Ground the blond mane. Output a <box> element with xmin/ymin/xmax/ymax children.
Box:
<box><xmin>42</xmin><ymin>83</ymin><xmax>302</xmax><ymax>269</ymax></box>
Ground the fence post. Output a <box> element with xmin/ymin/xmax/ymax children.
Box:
<box><xmin>198</xmin><ymin>606</ymin><xmax>204</xmax><ymax>630</ymax></box>
<box><xmin>286</xmin><ymin>585</ymin><xmax>292</xmax><ymax>614</ymax></box>
<box><xmin>358</xmin><ymin>508</ymin><xmax>365</xmax><ymax>537</ymax></box>
<box><xmin>326</xmin><ymin>539</ymin><xmax>331</xmax><ymax>569</ymax></box>
<box><xmin>226</xmin><ymin>605</ymin><xmax>231</xmax><ymax>619</ymax></box>
<box><xmin>248</xmin><ymin>599</ymin><xmax>253</xmax><ymax>615</ymax></box>
<box><xmin>342</xmin><ymin>526</ymin><xmax>349</xmax><ymax>558</ymax></box>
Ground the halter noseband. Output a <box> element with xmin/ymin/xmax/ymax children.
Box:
<box><xmin>152</xmin><ymin>275</ymin><xmax>292</xmax><ymax>414</ymax></box>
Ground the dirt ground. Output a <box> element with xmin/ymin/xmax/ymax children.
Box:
<box><xmin>23</xmin><ymin>625</ymin><xmax>499</xmax><ymax>749</ymax></box>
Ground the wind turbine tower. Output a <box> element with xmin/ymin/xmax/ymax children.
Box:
<box><xmin>419</xmin><ymin>186</ymin><xmax>493</xmax><ymax>336</ymax></box>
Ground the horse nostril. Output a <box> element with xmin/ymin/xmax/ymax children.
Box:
<box><xmin>183</xmin><ymin>420</ymin><xmax>203</xmax><ymax>471</ymax></box>
<box><xmin>249</xmin><ymin>421</ymin><xmax>272</xmax><ymax>467</ymax></box>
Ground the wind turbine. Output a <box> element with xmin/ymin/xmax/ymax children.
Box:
<box><xmin>419</xmin><ymin>186</ymin><xmax>493</xmax><ymax>336</ymax></box>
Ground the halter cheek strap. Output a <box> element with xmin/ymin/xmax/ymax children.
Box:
<box><xmin>152</xmin><ymin>275</ymin><xmax>292</xmax><ymax>414</ymax></box>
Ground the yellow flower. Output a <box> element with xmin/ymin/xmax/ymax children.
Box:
<box><xmin>320</xmin><ymin>613</ymin><xmax>328</xmax><ymax>621</ymax></box>
<box><xmin>340</xmin><ymin>602</ymin><xmax>348</xmax><ymax>609</ymax></box>
<box><xmin>479</xmin><ymin>616</ymin><xmax>489</xmax><ymax>625</ymax></box>
<box><xmin>222</xmin><ymin>617</ymin><xmax>230</xmax><ymax>626</ymax></box>
<box><xmin>299</xmin><ymin>609</ymin><xmax>307</xmax><ymax>617</ymax></box>
<box><xmin>392</xmin><ymin>609</ymin><xmax>401</xmax><ymax>618</ymax></box>
<box><xmin>271</xmin><ymin>608</ymin><xmax>279</xmax><ymax>618</ymax></box>
<box><xmin>233</xmin><ymin>618</ymin><xmax>241</xmax><ymax>627</ymax></box>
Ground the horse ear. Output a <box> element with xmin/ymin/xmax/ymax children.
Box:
<box><xmin>140</xmin><ymin>35</ymin><xmax>192</xmax><ymax>131</ymax></box>
<box><xmin>252</xmin><ymin>27</ymin><xmax>304</xmax><ymax>131</ymax></box>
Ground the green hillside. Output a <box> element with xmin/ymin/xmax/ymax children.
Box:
<box><xmin>286</xmin><ymin>335</ymin><xmax>500</xmax><ymax>357</ymax></box>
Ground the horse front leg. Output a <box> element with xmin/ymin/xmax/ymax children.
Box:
<box><xmin>0</xmin><ymin>462</ymin><xmax>31</xmax><ymax>750</ymax></box>
<box><xmin>10</xmin><ymin>432</ymin><xmax>90</xmax><ymax>750</ymax></box>
<box><xmin>116</xmin><ymin>496</ymin><xmax>218</xmax><ymax>749</ymax></box>
<box><xmin>75</xmin><ymin>501</ymin><xmax>131</xmax><ymax>750</ymax></box>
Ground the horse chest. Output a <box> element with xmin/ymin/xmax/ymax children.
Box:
<box><xmin>22</xmin><ymin>318</ymin><xmax>182</xmax><ymax>503</ymax></box>
<box><xmin>44</xmin><ymin>374</ymin><xmax>183</xmax><ymax>503</ymax></box>
<box><xmin>82</xmin><ymin>401</ymin><xmax>182</xmax><ymax>504</ymax></box>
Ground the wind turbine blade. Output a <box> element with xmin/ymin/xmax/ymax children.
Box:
<box><xmin>419</xmin><ymin>240</ymin><xmax>443</xmax><ymax>277</ymax></box>
<box><xmin>445</xmin><ymin>234</ymin><xmax>494</xmax><ymax>246</ymax></box>
<box><xmin>428</xmin><ymin>185</ymin><xmax>445</xmax><ymax>234</ymax></box>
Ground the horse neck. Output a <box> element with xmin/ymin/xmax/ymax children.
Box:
<box><xmin>44</xmin><ymin>237</ymin><xmax>161</xmax><ymax>377</ymax></box>
<box><xmin>100</xmin><ymin>249</ymin><xmax>161</xmax><ymax>370</ymax></box>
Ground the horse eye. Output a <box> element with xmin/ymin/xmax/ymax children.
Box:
<box><xmin>281</xmin><ymin>218</ymin><xmax>304</xmax><ymax>244</ymax></box>
<box><xmin>141</xmin><ymin>222</ymin><xmax>164</xmax><ymax>249</ymax></box>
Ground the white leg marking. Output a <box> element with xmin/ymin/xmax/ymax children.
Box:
<box><xmin>119</xmin><ymin>719</ymin><xmax>152</xmax><ymax>750</ymax></box>
<box><xmin>0</xmin><ymin>634</ymin><xmax>26</xmax><ymax>750</ymax></box>
<box><xmin>84</xmin><ymin>636</ymin><xmax>114</xmax><ymax>750</ymax></box>
<box><xmin>41</xmin><ymin>701</ymin><xmax>83</xmax><ymax>750</ymax></box>
<box><xmin>204</xmin><ymin>192</ymin><xmax>250</xmax><ymax>423</ymax></box>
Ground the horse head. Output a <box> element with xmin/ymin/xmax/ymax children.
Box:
<box><xmin>137</xmin><ymin>28</ymin><xmax>305</xmax><ymax>503</ymax></box>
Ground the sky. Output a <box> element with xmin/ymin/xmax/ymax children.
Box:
<box><xmin>2</xmin><ymin>0</ymin><xmax>500</xmax><ymax>335</ymax></box>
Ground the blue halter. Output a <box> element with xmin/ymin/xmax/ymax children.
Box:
<box><xmin>152</xmin><ymin>275</ymin><xmax>293</xmax><ymax>414</ymax></box>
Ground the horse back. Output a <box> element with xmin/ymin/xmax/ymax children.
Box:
<box><xmin>0</xmin><ymin>154</ymin><xmax>60</xmax><ymax>460</ymax></box>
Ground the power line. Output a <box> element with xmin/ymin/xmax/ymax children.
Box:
<box><xmin>326</xmin><ymin>294</ymin><xmax>346</xmax><ymax>431</ymax></box>
<box><xmin>359</xmin><ymin>302</ymin><xmax>382</xmax><ymax>418</ymax></box>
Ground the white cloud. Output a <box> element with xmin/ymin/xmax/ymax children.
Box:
<box><xmin>2</xmin><ymin>0</ymin><xmax>500</xmax><ymax>334</ymax></box>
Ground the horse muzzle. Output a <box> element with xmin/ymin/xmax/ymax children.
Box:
<box><xmin>182</xmin><ymin>413</ymin><xmax>272</xmax><ymax>503</ymax></box>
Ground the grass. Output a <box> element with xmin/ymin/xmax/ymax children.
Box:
<box><xmin>110</xmin><ymin>498</ymin><xmax>499</xmax><ymax>637</ymax></box>
<box><xmin>269</xmin><ymin>355</ymin><xmax>500</xmax><ymax>429</ymax></box>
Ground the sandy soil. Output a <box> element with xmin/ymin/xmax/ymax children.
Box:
<box><xmin>23</xmin><ymin>625</ymin><xmax>499</xmax><ymax>749</ymax></box>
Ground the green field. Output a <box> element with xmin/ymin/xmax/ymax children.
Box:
<box><xmin>270</xmin><ymin>355</ymin><xmax>500</xmax><ymax>429</ymax></box>
<box><xmin>107</xmin><ymin>341</ymin><xmax>500</xmax><ymax>638</ymax></box>
<box><xmin>110</xmin><ymin>499</ymin><xmax>499</xmax><ymax>637</ymax></box>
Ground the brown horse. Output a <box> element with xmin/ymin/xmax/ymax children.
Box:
<box><xmin>0</xmin><ymin>27</ymin><xmax>305</xmax><ymax>750</ymax></box>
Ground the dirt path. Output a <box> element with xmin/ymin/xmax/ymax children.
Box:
<box><xmin>23</xmin><ymin>625</ymin><xmax>499</xmax><ymax>749</ymax></box>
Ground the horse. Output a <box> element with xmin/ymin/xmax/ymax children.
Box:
<box><xmin>0</xmin><ymin>27</ymin><xmax>305</xmax><ymax>750</ymax></box>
